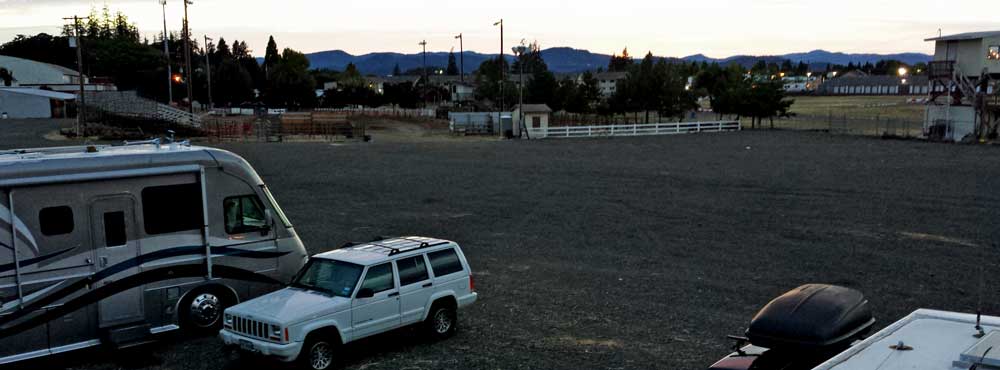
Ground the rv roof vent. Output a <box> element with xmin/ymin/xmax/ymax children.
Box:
<box><xmin>954</xmin><ymin>330</ymin><xmax>1000</xmax><ymax>369</ymax></box>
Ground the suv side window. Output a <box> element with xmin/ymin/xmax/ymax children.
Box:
<box><xmin>427</xmin><ymin>248</ymin><xmax>463</xmax><ymax>277</ymax></box>
<box><xmin>359</xmin><ymin>263</ymin><xmax>395</xmax><ymax>294</ymax></box>
<box><xmin>396</xmin><ymin>255</ymin><xmax>430</xmax><ymax>286</ymax></box>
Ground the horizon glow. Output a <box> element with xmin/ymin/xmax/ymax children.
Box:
<box><xmin>0</xmin><ymin>0</ymin><xmax>996</xmax><ymax>58</ymax></box>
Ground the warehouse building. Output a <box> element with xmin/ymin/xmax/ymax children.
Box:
<box><xmin>0</xmin><ymin>88</ymin><xmax>75</xmax><ymax>119</ymax></box>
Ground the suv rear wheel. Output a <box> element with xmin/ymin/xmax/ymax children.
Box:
<box><xmin>424</xmin><ymin>303</ymin><xmax>457</xmax><ymax>340</ymax></box>
<box><xmin>300</xmin><ymin>335</ymin><xmax>338</xmax><ymax>370</ymax></box>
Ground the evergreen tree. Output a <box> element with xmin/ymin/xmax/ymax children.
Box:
<box><xmin>392</xmin><ymin>63</ymin><xmax>401</xmax><ymax>76</ymax></box>
<box><xmin>264</xmin><ymin>35</ymin><xmax>280</xmax><ymax>77</ymax></box>
<box><xmin>446</xmin><ymin>52</ymin><xmax>459</xmax><ymax>75</ymax></box>
<box><xmin>608</xmin><ymin>48</ymin><xmax>634</xmax><ymax>72</ymax></box>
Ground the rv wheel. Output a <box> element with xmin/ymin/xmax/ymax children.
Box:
<box><xmin>180</xmin><ymin>288</ymin><xmax>232</xmax><ymax>332</ymax></box>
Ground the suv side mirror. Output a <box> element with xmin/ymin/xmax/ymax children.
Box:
<box><xmin>355</xmin><ymin>288</ymin><xmax>374</xmax><ymax>299</ymax></box>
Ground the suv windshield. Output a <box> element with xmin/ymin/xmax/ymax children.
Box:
<box><xmin>292</xmin><ymin>259</ymin><xmax>364</xmax><ymax>298</ymax></box>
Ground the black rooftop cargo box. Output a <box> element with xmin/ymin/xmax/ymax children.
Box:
<box><xmin>746</xmin><ymin>284</ymin><xmax>875</xmax><ymax>351</ymax></box>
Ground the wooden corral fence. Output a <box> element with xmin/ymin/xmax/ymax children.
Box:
<box><xmin>204</xmin><ymin>112</ymin><xmax>364</xmax><ymax>142</ymax></box>
<box><xmin>529</xmin><ymin>121</ymin><xmax>740</xmax><ymax>139</ymax></box>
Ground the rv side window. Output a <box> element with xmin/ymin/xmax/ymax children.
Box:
<box><xmin>103</xmin><ymin>211</ymin><xmax>127</xmax><ymax>247</ymax></box>
<box><xmin>39</xmin><ymin>206</ymin><xmax>74</xmax><ymax>236</ymax></box>
<box><xmin>224</xmin><ymin>195</ymin><xmax>267</xmax><ymax>234</ymax></box>
<box><xmin>141</xmin><ymin>183</ymin><xmax>204</xmax><ymax>235</ymax></box>
<box><xmin>428</xmin><ymin>248</ymin><xmax>463</xmax><ymax>277</ymax></box>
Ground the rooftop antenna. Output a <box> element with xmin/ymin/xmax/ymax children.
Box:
<box><xmin>939</xmin><ymin>28</ymin><xmax>942</xmax><ymax>38</ymax></box>
<box><xmin>975</xmin><ymin>230</ymin><xmax>1000</xmax><ymax>338</ymax></box>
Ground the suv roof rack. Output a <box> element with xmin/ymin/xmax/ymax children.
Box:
<box><xmin>350</xmin><ymin>237</ymin><xmax>449</xmax><ymax>257</ymax></box>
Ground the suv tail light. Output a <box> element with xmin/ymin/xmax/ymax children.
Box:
<box><xmin>469</xmin><ymin>274</ymin><xmax>476</xmax><ymax>292</ymax></box>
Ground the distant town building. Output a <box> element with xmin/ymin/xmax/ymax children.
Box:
<box><xmin>583</xmin><ymin>71</ymin><xmax>627</xmax><ymax>97</ymax></box>
<box><xmin>817</xmin><ymin>75</ymin><xmax>929</xmax><ymax>95</ymax></box>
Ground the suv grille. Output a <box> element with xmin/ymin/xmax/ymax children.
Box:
<box><xmin>231</xmin><ymin>315</ymin><xmax>272</xmax><ymax>341</ymax></box>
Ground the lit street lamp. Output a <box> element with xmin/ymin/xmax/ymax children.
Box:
<box><xmin>898</xmin><ymin>67</ymin><xmax>908</xmax><ymax>77</ymax></box>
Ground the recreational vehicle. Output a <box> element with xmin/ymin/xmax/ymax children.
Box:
<box><xmin>0</xmin><ymin>143</ymin><xmax>308</xmax><ymax>364</ymax></box>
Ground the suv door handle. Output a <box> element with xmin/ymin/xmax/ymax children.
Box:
<box><xmin>422</xmin><ymin>283</ymin><xmax>433</xmax><ymax>288</ymax></box>
<box><xmin>388</xmin><ymin>292</ymin><xmax>399</xmax><ymax>297</ymax></box>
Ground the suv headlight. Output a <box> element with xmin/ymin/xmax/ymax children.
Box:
<box><xmin>270</xmin><ymin>324</ymin><xmax>284</xmax><ymax>342</ymax></box>
<box><xmin>224</xmin><ymin>314</ymin><xmax>233</xmax><ymax>327</ymax></box>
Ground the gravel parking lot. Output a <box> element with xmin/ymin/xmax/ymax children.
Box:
<box><xmin>5</xmin><ymin>120</ymin><xmax>1000</xmax><ymax>369</ymax></box>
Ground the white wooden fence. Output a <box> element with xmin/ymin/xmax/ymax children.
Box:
<box><xmin>528</xmin><ymin>120</ymin><xmax>740</xmax><ymax>139</ymax></box>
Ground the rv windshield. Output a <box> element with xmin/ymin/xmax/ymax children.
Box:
<box><xmin>291</xmin><ymin>259</ymin><xmax>364</xmax><ymax>298</ymax></box>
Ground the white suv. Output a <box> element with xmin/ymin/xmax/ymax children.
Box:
<box><xmin>218</xmin><ymin>236</ymin><xmax>478</xmax><ymax>370</ymax></box>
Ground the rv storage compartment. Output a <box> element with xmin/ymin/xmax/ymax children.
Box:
<box><xmin>746</xmin><ymin>284</ymin><xmax>874</xmax><ymax>351</ymax></box>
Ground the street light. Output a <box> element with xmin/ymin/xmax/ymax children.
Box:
<box><xmin>454</xmin><ymin>33</ymin><xmax>464</xmax><ymax>82</ymax></box>
<box><xmin>512</xmin><ymin>42</ymin><xmax>528</xmax><ymax>138</ymax></box>
<box><xmin>897</xmin><ymin>67</ymin><xmax>908</xmax><ymax>77</ymax></box>
<box><xmin>494</xmin><ymin>19</ymin><xmax>504</xmax><ymax>115</ymax></box>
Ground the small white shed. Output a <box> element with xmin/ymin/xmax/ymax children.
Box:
<box><xmin>512</xmin><ymin>104</ymin><xmax>552</xmax><ymax>138</ymax></box>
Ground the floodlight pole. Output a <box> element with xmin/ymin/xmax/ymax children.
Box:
<box><xmin>183</xmin><ymin>0</ymin><xmax>194</xmax><ymax>114</ymax></box>
<box><xmin>419</xmin><ymin>40</ymin><xmax>427</xmax><ymax>82</ymax></box>
<box><xmin>160</xmin><ymin>0</ymin><xmax>172</xmax><ymax>105</ymax></box>
<box><xmin>205</xmin><ymin>35</ymin><xmax>213</xmax><ymax>110</ymax></box>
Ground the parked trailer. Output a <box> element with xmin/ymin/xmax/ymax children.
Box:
<box><xmin>0</xmin><ymin>143</ymin><xmax>308</xmax><ymax>364</ymax></box>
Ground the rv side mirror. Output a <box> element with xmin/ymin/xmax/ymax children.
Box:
<box><xmin>356</xmin><ymin>288</ymin><xmax>374</xmax><ymax>299</ymax></box>
<box><xmin>262</xmin><ymin>209</ymin><xmax>275</xmax><ymax>236</ymax></box>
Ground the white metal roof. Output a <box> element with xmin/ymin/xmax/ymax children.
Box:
<box><xmin>0</xmin><ymin>87</ymin><xmax>76</xmax><ymax>100</ymax></box>
<box><xmin>814</xmin><ymin>309</ymin><xmax>1000</xmax><ymax>370</ymax></box>
<box><xmin>925</xmin><ymin>31</ymin><xmax>1000</xmax><ymax>42</ymax></box>
<box><xmin>314</xmin><ymin>237</ymin><xmax>454</xmax><ymax>265</ymax></box>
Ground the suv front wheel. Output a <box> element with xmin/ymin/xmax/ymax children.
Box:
<box><xmin>300</xmin><ymin>336</ymin><xmax>338</xmax><ymax>370</ymax></box>
<box><xmin>425</xmin><ymin>304</ymin><xmax>457</xmax><ymax>339</ymax></box>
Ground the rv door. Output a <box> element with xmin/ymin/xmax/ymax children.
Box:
<box><xmin>90</xmin><ymin>195</ymin><xmax>143</xmax><ymax>327</ymax></box>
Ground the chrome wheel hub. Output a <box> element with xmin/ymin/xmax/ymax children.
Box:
<box><xmin>189</xmin><ymin>293</ymin><xmax>221</xmax><ymax>327</ymax></box>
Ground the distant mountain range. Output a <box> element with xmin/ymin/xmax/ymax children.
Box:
<box><xmin>288</xmin><ymin>47</ymin><xmax>932</xmax><ymax>76</ymax></box>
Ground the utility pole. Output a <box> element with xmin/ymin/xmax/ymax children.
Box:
<box><xmin>494</xmin><ymin>19</ymin><xmax>504</xmax><ymax>113</ymax></box>
<box><xmin>204</xmin><ymin>35</ymin><xmax>213</xmax><ymax>110</ymax></box>
<box><xmin>160</xmin><ymin>0</ymin><xmax>172</xmax><ymax>105</ymax></box>
<box><xmin>63</xmin><ymin>15</ymin><xmax>88</xmax><ymax>137</ymax></box>
<box><xmin>454</xmin><ymin>33</ymin><xmax>464</xmax><ymax>82</ymax></box>
<box><xmin>183</xmin><ymin>0</ymin><xmax>194</xmax><ymax>114</ymax></box>
<box><xmin>419</xmin><ymin>40</ymin><xmax>427</xmax><ymax>83</ymax></box>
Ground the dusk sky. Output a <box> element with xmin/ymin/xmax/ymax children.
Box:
<box><xmin>1</xmin><ymin>0</ymin><xmax>996</xmax><ymax>58</ymax></box>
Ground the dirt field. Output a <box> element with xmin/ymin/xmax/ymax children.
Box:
<box><xmin>788</xmin><ymin>95</ymin><xmax>925</xmax><ymax>121</ymax></box>
<box><xmin>4</xmin><ymin>119</ymin><xmax>1000</xmax><ymax>370</ymax></box>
